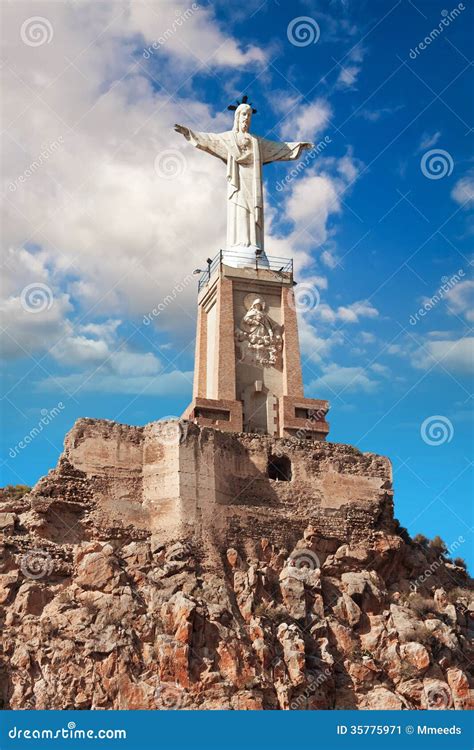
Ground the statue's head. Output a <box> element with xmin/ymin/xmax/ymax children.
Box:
<box><xmin>252</xmin><ymin>298</ymin><xmax>264</xmax><ymax>311</ymax></box>
<box><xmin>233</xmin><ymin>103</ymin><xmax>252</xmax><ymax>133</ymax></box>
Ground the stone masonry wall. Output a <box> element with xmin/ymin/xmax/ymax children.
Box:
<box><xmin>24</xmin><ymin>418</ymin><xmax>394</xmax><ymax>554</ymax></box>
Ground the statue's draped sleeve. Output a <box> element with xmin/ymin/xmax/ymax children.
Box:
<box><xmin>183</xmin><ymin>129</ymin><xmax>228</xmax><ymax>163</ymax></box>
<box><xmin>259</xmin><ymin>137</ymin><xmax>309</xmax><ymax>164</ymax></box>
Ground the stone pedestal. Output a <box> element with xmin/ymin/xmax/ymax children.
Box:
<box><xmin>182</xmin><ymin>253</ymin><xmax>329</xmax><ymax>439</ymax></box>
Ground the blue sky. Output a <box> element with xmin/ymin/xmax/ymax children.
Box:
<box><xmin>1</xmin><ymin>0</ymin><xmax>473</xmax><ymax>567</ymax></box>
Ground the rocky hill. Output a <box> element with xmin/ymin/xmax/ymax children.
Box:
<box><xmin>0</xmin><ymin>418</ymin><xmax>472</xmax><ymax>710</ymax></box>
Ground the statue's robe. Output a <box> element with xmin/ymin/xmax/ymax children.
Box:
<box><xmin>183</xmin><ymin>129</ymin><xmax>308</xmax><ymax>251</ymax></box>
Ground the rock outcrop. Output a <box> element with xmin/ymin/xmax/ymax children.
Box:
<box><xmin>0</xmin><ymin>418</ymin><xmax>472</xmax><ymax>710</ymax></box>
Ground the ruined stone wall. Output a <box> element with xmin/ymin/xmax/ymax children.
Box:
<box><xmin>25</xmin><ymin>418</ymin><xmax>394</xmax><ymax>553</ymax></box>
<box><xmin>1</xmin><ymin>418</ymin><xmax>471</xmax><ymax>712</ymax></box>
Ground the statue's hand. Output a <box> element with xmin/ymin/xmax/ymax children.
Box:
<box><xmin>174</xmin><ymin>123</ymin><xmax>190</xmax><ymax>138</ymax></box>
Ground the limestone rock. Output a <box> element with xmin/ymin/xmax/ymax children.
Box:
<box><xmin>0</xmin><ymin>422</ymin><xmax>471</xmax><ymax>711</ymax></box>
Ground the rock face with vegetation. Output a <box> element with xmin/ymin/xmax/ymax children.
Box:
<box><xmin>0</xmin><ymin>419</ymin><xmax>472</xmax><ymax>710</ymax></box>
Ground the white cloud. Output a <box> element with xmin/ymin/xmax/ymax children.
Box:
<box><xmin>298</xmin><ymin>316</ymin><xmax>344</xmax><ymax>364</ymax></box>
<box><xmin>370</xmin><ymin>362</ymin><xmax>390</xmax><ymax>376</ymax></box>
<box><xmin>0</xmin><ymin>249</ymin><xmax>73</xmax><ymax>359</ymax></box>
<box><xmin>282</xmin><ymin>151</ymin><xmax>362</xmax><ymax>247</ymax></box>
<box><xmin>451</xmin><ymin>175</ymin><xmax>474</xmax><ymax>208</ymax></box>
<box><xmin>418</xmin><ymin>131</ymin><xmax>441</xmax><ymax>152</ymax></box>
<box><xmin>357</xmin><ymin>105</ymin><xmax>404</xmax><ymax>122</ymax></box>
<box><xmin>315</xmin><ymin>299</ymin><xmax>378</xmax><ymax>325</ymax></box>
<box><xmin>39</xmin><ymin>369</ymin><xmax>193</xmax><ymax>396</ymax></box>
<box><xmin>337</xmin><ymin>65</ymin><xmax>360</xmax><ymax>88</ymax></box>
<box><xmin>412</xmin><ymin>337</ymin><xmax>473</xmax><ymax>375</ymax></box>
<box><xmin>285</xmin><ymin>174</ymin><xmax>340</xmax><ymax>245</ymax></box>
<box><xmin>308</xmin><ymin>364</ymin><xmax>378</xmax><ymax>394</ymax></box>
<box><xmin>280</xmin><ymin>99</ymin><xmax>332</xmax><ymax>141</ymax></box>
<box><xmin>445</xmin><ymin>279</ymin><xmax>474</xmax><ymax>322</ymax></box>
<box><xmin>128</xmin><ymin>2</ymin><xmax>267</xmax><ymax>68</ymax></box>
<box><xmin>1</xmin><ymin>0</ymin><xmax>268</xmax><ymax>348</ymax></box>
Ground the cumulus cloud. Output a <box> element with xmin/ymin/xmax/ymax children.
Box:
<box><xmin>0</xmin><ymin>249</ymin><xmax>73</xmax><ymax>359</ymax></box>
<box><xmin>281</xmin><ymin>150</ymin><xmax>362</xmax><ymax>247</ymax></box>
<box><xmin>307</xmin><ymin>364</ymin><xmax>378</xmax><ymax>395</ymax></box>
<box><xmin>418</xmin><ymin>131</ymin><xmax>441</xmax><ymax>152</ymax></box>
<box><xmin>39</xmin><ymin>369</ymin><xmax>193</xmax><ymax>396</ymax></box>
<box><xmin>280</xmin><ymin>99</ymin><xmax>332</xmax><ymax>141</ymax></box>
<box><xmin>1</xmin><ymin>0</ymin><xmax>267</xmax><ymax>346</ymax></box>
<box><xmin>129</xmin><ymin>2</ymin><xmax>267</xmax><ymax>68</ymax></box>
<box><xmin>451</xmin><ymin>175</ymin><xmax>474</xmax><ymax>208</ymax></box>
<box><xmin>445</xmin><ymin>280</ymin><xmax>474</xmax><ymax>322</ymax></box>
<box><xmin>412</xmin><ymin>337</ymin><xmax>473</xmax><ymax>375</ymax></box>
<box><xmin>315</xmin><ymin>299</ymin><xmax>378</xmax><ymax>325</ymax></box>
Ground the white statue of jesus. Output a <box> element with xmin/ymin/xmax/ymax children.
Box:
<box><xmin>174</xmin><ymin>102</ymin><xmax>312</xmax><ymax>253</ymax></box>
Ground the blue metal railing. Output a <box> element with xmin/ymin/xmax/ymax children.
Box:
<box><xmin>197</xmin><ymin>250</ymin><xmax>293</xmax><ymax>292</ymax></box>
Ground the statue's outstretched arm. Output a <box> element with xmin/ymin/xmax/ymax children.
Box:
<box><xmin>174</xmin><ymin>124</ymin><xmax>227</xmax><ymax>162</ymax></box>
<box><xmin>260</xmin><ymin>137</ymin><xmax>314</xmax><ymax>164</ymax></box>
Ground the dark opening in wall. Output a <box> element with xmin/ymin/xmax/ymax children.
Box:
<box><xmin>267</xmin><ymin>454</ymin><xmax>292</xmax><ymax>481</ymax></box>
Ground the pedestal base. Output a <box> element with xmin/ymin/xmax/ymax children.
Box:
<box><xmin>183</xmin><ymin>395</ymin><xmax>329</xmax><ymax>439</ymax></box>
<box><xmin>182</xmin><ymin>397</ymin><xmax>243</xmax><ymax>433</ymax></box>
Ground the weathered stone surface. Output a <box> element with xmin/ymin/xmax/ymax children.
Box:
<box><xmin>0</xmin><ymin>422</ymin><xmax>471</xmax><ymax>711</ymax></box>
<box><xmin>400</xmin><ymin>642</ymin><xmax>430</xmax><ymax>673</ymax></box>
<box><xmin>0</xmin><ymin>512</ymin><xmax>17</xmax><ymax>533</ymax></box>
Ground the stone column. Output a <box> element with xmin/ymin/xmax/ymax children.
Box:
<box><xmin>281</xmin><ymin>286</ymin><xmax>304</xmax><ymax>398</ymax></box>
